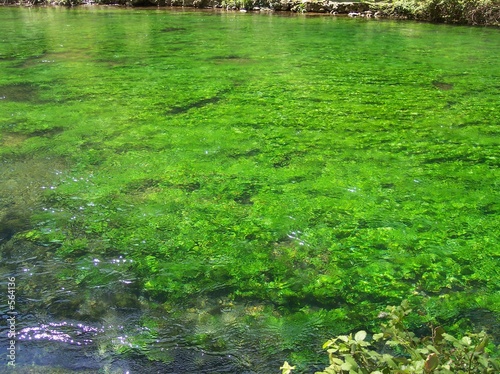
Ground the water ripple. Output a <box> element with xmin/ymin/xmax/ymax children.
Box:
<box><xmin>19</xmin><ymin>321</ymin><xmax>104</xmax><ymax>346</ymax></box>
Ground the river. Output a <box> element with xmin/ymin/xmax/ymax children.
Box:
<box><xmin>1</xmin><ymin>6</ymin><xmax>499</xmax><ymax>373</ymax></box>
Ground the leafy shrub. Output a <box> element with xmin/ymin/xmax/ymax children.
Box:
<box><xmin>282</xmin><ymin>300</ymin><xmax>499</xmax><ymax>374</ymax></box>
<box><xmin>52</xmin><ymin>0</ymin><xmax>83</xmax><ymax>5</ymax></box>
<box><xmin>424</xmin><ymin>0</ymin><xmax>468</xmax><ymax>22</ymax></box>
<box><xmin>391</xmin><ymin>0</ymin><xmax>424</xmax><ymax>19</ymax></box>
<box><xmin>220</xmin><ymin>0</ymin><xmax>255</xmax><ymax>9</ymax></box>
<box><xmin>425</xmin><ymin>0</ymin><xmax>500</xmax><ymax>24</ymax></box>
<box><xmin>378</xmin><ymin>0</ymin><xmax>500</xmax><ymax>25</ymax></box>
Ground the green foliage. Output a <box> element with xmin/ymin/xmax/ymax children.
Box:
<box><xmin>221</xmin><ymin>0</ymin><xmax>255</xmax><ymax>10</ymax></box>
<box><xmin>376</xmin><ymin>0</ymin><xmax>500</xmax><ymax>25</ymax></box>
<box><xmin>390</xmin><ymin>0</ymin><xmax>423</xmax><ymax>19</ymax></box>
<box><xmin>282</xmin><ymin>300</ymin><xmax>500</xmax><ymax>374</ymax></box>
<box><xmin>291</xmin><ymin>2</ymin><xmax>307</xmax><ymax>13</ymax></box>
<box><xmin>421</xmin><ymin>0</ymin><xmax>498</xmax><ymax>23</ymax></box>
<box><xmin>52</xmin><ymin>0</ymin><xmax>83</xmax><ymax>5</ymax></box>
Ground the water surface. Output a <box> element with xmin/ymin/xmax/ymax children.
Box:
<box><xmin>1</xmin><ymin>6</ymin><xmax>499</xmax><ymax>373</ymax></box>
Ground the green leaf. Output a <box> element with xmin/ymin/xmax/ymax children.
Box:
<box><xmin>461</xmin><ymin>336</ymin><xmax>472</xmax><ymax>346</ymax></box>
<box><xmin>424</xmin><ymin>353</ymin><xmax>439</xmax><ymax>372</ymax></box>
<box><xmin>417</xmin><ymin>347</ymin><xmax>429</xmax><ymax>355</ymax></box>
<box><xmin>442</xmin><ymin>333</ymin><xmax>457</xmax><ymax>343</ymax></box>
<box><xmin>280</xmin><ymin>361</ymin><xmax>295</xmax><ymax>374</ymax></box>
<box><xmin>474</xmin><ymin>335</ymin><xmax>488</xmax><ymax>353</ymax></box>
<box><xmin>426</xmin><ymin>345</ymin><xmax>439</xmax><ymax>354</ymax></box>
<box><xmin>344</xmin><ymin>355</ymin><xmax>359</xmax><ymax>369</ymax></box>
<box><xmin>354</xmin><ymin>330</ymin><xmax>367</xmax><ymax>342</ymax></box>
<box><xmin>340</xmin><ymin>361</ymin><xmax>352</xmax><ymax>371</ymax></box>
<box><xmin>381</xmin><ymin>354</ymin><xmax>398</xmax><ymax>368</ymax></box>
<box><xmin>330</xmin><ymin>358</ymin><xmax>344</xmax><ymax>365</ymax></box>
<box><xmin>323</xmin><ymin>339</ymin><xmax>337</xmax><ymax>349</ymax></box>
<box><xmin>433</xmin><ymin>326</ymin><xmax>446</xmax><ymax>345</ymax></box>
<box><xmin>478</xmin><ymin>355</ymin><xmax>489</xmax><ymax>368</ymax></box>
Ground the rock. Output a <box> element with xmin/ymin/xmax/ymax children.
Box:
<box><xmin>306</xmin><ymin>2</ymin><xmax>328</xmax><ymax>13</ymax></box>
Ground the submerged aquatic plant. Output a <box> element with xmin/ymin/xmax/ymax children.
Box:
<box><xmin>1</xmin><ymin>6</ymin><xmax>499</xmax><ymax>372</ymax></box>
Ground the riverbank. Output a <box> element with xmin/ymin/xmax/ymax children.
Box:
<box><xmin>2</xmin><ymin>0</ymin><xmax>499</xmax><ymax>26</ymax></box>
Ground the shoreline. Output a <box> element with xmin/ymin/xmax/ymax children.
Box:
<box><xmin>1</xmin><ymin>0</ymin><xmax>499</xmax><ymax>26</ymax></box>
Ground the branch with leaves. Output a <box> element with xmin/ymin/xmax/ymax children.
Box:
<box><xmin>281</xmin><ymin>300</ymin><xmax>499</xmax><ymax>374</ymax></box>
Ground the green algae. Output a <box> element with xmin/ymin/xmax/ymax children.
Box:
<box><xmin>1</xmin><ymin>6</ymin><xmax>499</xmax><ymax>372</ymax></box>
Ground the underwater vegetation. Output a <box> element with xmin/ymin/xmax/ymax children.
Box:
<box><xmin>0</xmin><ymin>6</ymin><xmax>499</xmax><ymax>373</ymax></box>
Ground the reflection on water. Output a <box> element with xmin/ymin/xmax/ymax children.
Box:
<box><xmin>1</xmin><ymin>236</ymin><xmax>313</xmax><ymax>372</ymax></box>
<box><xmin>19</xmin><ymin>322</ymin><xmax>101</xmax><ymax>345</ymax></box>
<box><xmin>1</xmin><ymin>236</ymin><xmax>266</xmax><ymax>372</ymax></box>
<box><xmin>1</xmin><ymin>307</ymin><xmax>264</xmax><ymax>373</ymax></box>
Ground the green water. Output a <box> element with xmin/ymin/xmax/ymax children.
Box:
<box><xmin>1</xmin><ymin>6</ymin><xmax>499</xmax><ymax>373</ymax></box>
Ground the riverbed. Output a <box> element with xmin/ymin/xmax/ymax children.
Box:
<box><xmin>1</xmin><ymin>6</ymin><xmax>499</xmax><ymax>373</ymax></box>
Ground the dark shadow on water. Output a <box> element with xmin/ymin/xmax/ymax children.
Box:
<box><xmin>167</xmin><ymin>96</ymin><xmax>222</xmax><ymax>115</ymax></box>
<box><xmin>160</xmin><ymin>27</ymin><xmax>187</xmax><ymax>32</ymax></box>
<box><xmin>208</xmin><ymin>55</ymin><xmax>253</xmax><ymax>64</ymax></box>
<box><xmin>0</xmin><ymin>83</ymin><xmax>40</xmax><ymax>102</ymax></box>
<box><xmin>29</xmin><ymin>126</ymin><xmax>65</xmax><ymax>138</ymax></box>
<box><xmin>432</xmin><ymin>80</ymin><xmax>454</xmax><ymax>90</ymax></box>
<box><xmin>166</xmin><ymin>89</ymin><xmax>230</xmax><ymax>115</ymax></box>
<box><xmin>0</xmin><ymin>210</ymin><xmax>29</xmax><ymax>244</ymax></box>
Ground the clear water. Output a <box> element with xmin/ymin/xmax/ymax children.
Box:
<box><xmin>1</xmin><ymin>6</ymin><xmax>499</xmax><ymax>373</ymax></box>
